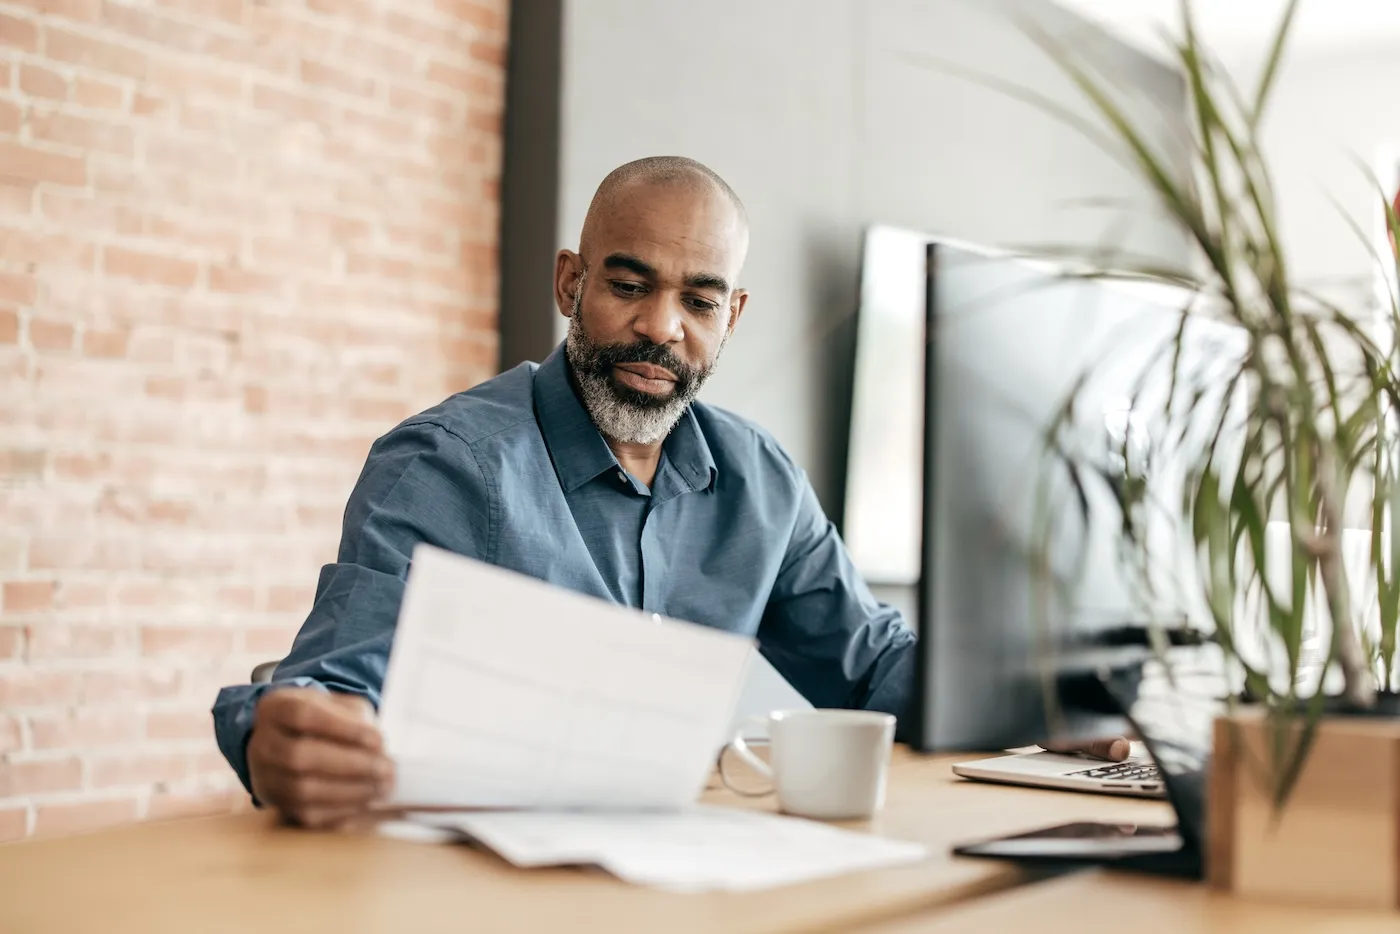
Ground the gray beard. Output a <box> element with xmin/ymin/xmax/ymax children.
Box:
<box><xmin>565</xmin><ymin>314</ymin><xmax>694</xmax><ymax>445</ymax></box>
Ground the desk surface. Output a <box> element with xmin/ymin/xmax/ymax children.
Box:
<box><xmin>856</xmin><ymin>870</ymin><xmax>1400</xmax><ymax>933</ymax></box>
<box><xmin>0</xmin><ymin>750</ymin><xmax>1169</xmax><ymax>934</ymax></box>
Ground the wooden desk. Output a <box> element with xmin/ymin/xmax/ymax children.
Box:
<box><xmin>0</xmin><ymin>750</ymin><xmax>1170</xmax><ymax>934</ymax></box>
<box><xmin>856</xmin><ymin>870</ymin><xmax>1400</xmax><ymax>933</ymax></box>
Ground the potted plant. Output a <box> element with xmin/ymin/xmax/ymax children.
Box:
<box><xmin>1024</xmin><ymin>0</ymin><xmax>1400</xmax><ymax>910</ymax></box>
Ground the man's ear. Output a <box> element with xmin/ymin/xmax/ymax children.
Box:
<box><xmin>554</xmin><ymin>250</ymin><xmax>585</xmax><ymax>318</ymax></box>
<box><xmin>726</xmin><ymin>289</ymin><xmax>749</xmax><ymax>335</ymax></box>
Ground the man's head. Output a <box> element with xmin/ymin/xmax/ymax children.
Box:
<box><xmin>555</xmin><ymin>156</ymin><xmax>750</xmax><ymax>445</ymax></box>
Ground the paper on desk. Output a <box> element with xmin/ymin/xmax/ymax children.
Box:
<box><xmin>378</xmin><ymin>544</ymin><xmax>754</xmax><ymax>810</ymax></box>
<box><xmin>409</xmin><ymin>806</ymin><xmax>929</xmax><ymax>893</ymax></box>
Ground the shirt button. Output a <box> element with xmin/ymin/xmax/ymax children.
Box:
<box><xmin>617</xmin><ymin>471</ymin><xmax>628</xmax><ymax>484</ymax></box>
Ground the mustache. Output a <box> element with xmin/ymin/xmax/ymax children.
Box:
<box><xmin>587</xmin><ymin>340</ymin><xmax>698</xmax><ymax>384</ymax></box>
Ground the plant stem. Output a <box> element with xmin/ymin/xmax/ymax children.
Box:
<box><xmin>1313</xmin><ymin>444</ymin><xmax>1378</xmax><ymax>707</ymax></box>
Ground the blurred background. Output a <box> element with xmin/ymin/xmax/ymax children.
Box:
<box><xmin>0</xmin><ymin>0</ymin><xmax>1394</xmax><ymax>840</ymax></box>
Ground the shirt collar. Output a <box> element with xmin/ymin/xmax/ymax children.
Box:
<box><xmin>532</xmin><ymin>343</ymin><xmax>719</xmax><ymax>495</ymax></box>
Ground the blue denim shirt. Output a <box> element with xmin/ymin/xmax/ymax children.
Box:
<box><xmin>212</xmin><ymin>344</ymin><xmax>916</xmax><ymax>792</ymax></box>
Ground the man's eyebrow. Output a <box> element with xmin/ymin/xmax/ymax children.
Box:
<box><xmin>602</xmin><ymin>253</ymin><xmax>656</xmax><ymax>278</ymax></box>
<box><xmin>684</xmin><ymin>272</ymin><xmax>731</xmax><ymax>293</ymax></box>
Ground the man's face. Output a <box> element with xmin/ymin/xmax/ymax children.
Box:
<box><xmin>555</xmin><ymin>181</ymin><xmax>749</xmax><ymax>444</ymax></box>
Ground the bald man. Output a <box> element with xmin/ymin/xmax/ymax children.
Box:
<box><xmin>211</xmin><ymin>157</ymin><xmax>1112</xmax><ymax>828</ymax></box>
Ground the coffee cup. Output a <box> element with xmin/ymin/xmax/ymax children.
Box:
<box><xmin>718</xmin><ymin>709</ymin><xmax>895</xmax><ymax>820</ymax></box>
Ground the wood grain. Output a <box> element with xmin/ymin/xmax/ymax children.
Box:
<box><xmin>854</xmin><ymin>870</ymin><xmax>1400</xmax><ymax>933</ymax></box>
<box><xmin>0</xmin><ymin>749</ymin><xmax>1171</xmax><ymax>934</ymax></box>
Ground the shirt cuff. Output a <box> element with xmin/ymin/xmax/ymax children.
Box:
<box><xmin>211</xmin><ymin>678</ymin><xmax>329</xmax><ymax>796</ymax></box>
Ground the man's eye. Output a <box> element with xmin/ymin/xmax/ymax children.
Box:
<box><xmin>685</xmin><ymin>298</ymin><xmax>718</xmax><ymax>314</ymax></box>
<box><xmin>611</xmin><ymin>281</ymin><xmax>646</xmax><ymax>296</ymax></box>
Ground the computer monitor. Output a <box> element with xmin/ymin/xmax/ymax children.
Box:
<box><xmin>845</xmin><ymin>228</ymin><xmax>1240</xmax><ymax>753</ymax></box>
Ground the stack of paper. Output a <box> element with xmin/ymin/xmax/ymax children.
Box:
<box><xmin>379</xmin><ymin>545</ymin><xmax>754</xmax><ymax>810</ymax></box>
<box><xmin>409</xmin><ymin>806</ymin><xmax>929</xmax><ymax>893</ymax></box>
<box><xmin>377</xmin><ymin>546</ymin><xmax>928</xmax><ymax>892</ymax></box>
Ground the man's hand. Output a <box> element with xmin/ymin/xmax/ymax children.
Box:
<box><xmin>247</xmin><ymin>689</ymin><xmax>394</xmax><ymax>829</ymax></box>
<box><xmin>1042</xmin><ymin>737</ymin><xmax>1133</xmax><ymax>761</ymax></box>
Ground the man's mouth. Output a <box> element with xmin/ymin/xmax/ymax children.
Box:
<box><xmin>613</xmin><ymin>363</ymin><xmax>677</xmax><ymax>395</ymax></box>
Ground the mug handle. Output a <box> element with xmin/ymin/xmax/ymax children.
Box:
<box><xmin>718</xmin><ymin>714</ymin><xmax>775</xmax><ymax>797</ymax></box>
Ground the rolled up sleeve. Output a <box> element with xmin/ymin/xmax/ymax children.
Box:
<box><xmin>212</xmin><ymin>420</ymin><xmax>492</xmax><ymax>793</ymax></box>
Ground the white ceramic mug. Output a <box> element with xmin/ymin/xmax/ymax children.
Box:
<box><xmin>719</xmin><ymin>709</ymin><xmax>896</xmax><ymax>820</ymax></box>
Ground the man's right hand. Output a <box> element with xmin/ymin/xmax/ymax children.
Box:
<box><xmin>246</xmin><ymin>688</ymin><xmax>394</xmax><ymax>829</ymax></box>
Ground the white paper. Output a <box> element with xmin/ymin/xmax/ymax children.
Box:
<box><xmin>379</xmin><ymin>545</ymin><xmax>755</xmax><ymax>810</ymax></box>
<box><xmin>410</xmin><ymin>806</ymin><xmax>929</xmax><ymax>893</ymax></box>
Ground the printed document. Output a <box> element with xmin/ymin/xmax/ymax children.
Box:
<box><xmin>379</xmin><ymin>545</ymin><xmax>754</xmax><ymax>810</ymax></box>
<box><xmin>410</xmin><ymin>806</ymin><xmax>930</xmax><ymax>892</ymax></box>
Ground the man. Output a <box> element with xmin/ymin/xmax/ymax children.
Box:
<box><xmin>213</xmin><ymin>157</ymin><xmax>1122</xmax><ymax>827</ymax></box>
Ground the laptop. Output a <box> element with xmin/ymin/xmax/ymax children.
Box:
<box><xmin>952</xmin><ymin>744</ymin><xmax>1165</xmax><ymax>798</ymax></box>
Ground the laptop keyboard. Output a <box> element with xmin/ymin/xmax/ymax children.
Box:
<box><xmin>1067</xmin><ymin>760</ymin><xmax>1162</xmax><ymax>783</ymax></box>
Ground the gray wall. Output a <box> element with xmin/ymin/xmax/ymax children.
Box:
<box><xmin>528</xmin><ymin>0</ymin><xmax>1190</xmax><ymax>515</ymax></box>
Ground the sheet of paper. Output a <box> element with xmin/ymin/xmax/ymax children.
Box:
<box><xmin>379</xmin><ymin>544</ymin><xmax>755</xmax><ymax>810</ymax></box>
<box><xmin>409</xmin><ymin>806</ymin><xmax>929</xmax><ymax>893</ymax></box>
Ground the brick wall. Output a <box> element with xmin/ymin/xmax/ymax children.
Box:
<box><xmin>0</xmin><ymin>0</ymin><xmax>505</xmax><ymax>840</ymax></box>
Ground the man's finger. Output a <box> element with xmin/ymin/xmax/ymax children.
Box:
<box><xmin>255</xmin><ymin>731</ymin><xmax>394</xmax><ymax>785</ymax></box>
<box><xmin>260</xmin><ymin>690</ymin><xmax>382</xmax><ymax>749</ymax></box>
<box><xmin>1083</xmin><ymin>737</ymin><xmax>1132</xmax><ymax>761</ymax></box>
<box><xmin>1043</xmin><ymin>737</ymin><xmax>1132</xmax><ymax>761</ymax></box>
<box><xmin>277</xmin><ymin>774</ymin><xmax>384</xmax><ymax>809</ymax></box>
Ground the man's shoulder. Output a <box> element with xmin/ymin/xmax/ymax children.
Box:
<box><xmin>393</xmin><ymin>362</ymin><xmax>541</xmax><ymax>448</ymax></box>
<box><xmin>691</xmin><ymin>401</ymin><xmax>802</xmax><ymax>481</ymax></box>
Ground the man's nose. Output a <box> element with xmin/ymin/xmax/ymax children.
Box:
<box><xmin>631</xmin><ymin>293</ymin><xmax>685</xmax><ymax>346</ymax></box>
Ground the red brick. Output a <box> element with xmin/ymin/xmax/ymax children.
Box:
<box><xmin>153</xmin><ymin>0</ymin><xmax>242</xmax><ymax>24</ymax></box>
<box><xmin>0</xmin><ymin>308</ymin><xmax>18</xmax><ymax>344</ymax></box>
<box><xmin>81</xmin><ymin>668</ymin><xmax>180</xmax><ymax>704</ymax></box>
<box><xmin>243</xmin><ymin>625</ymin><xmax>295</xmax><ymax>656</ymax></box>
<box><xmin>468</xmin><ymin>39</ymin><xmax>505</xmax><ymax>69</ymax></box>
<box><xmin>208</xmin><ymin>264</ymin><xmax>279</xmax><ymax>295</ymax></box>
<box><xmin>90</xmin><ymin>752</ymin><xmax>188</xmax><ymax>789</ymax></box>
<box><xmin>0</xmin><ymin>756</ymin><xmax>83</xmax><ymax>796</ymax></box>
<box><xmin>305</xmin><ymin>0</ymin><xmax>376</xmax><ymax>22</ymax></box>
<box><xmin>34</xmin><ymin>797</ymin><xmax>139</xmax><ymax>838</ymax></box>
<box><xmin>388</xmin><ymin>84</ymin><xmax>455</xmax><ymax>123</ymax></box>
<box><xmin>0</xmin><ymin>99</ymin><xmax>19</xmax><ymax>135</ymax></box>
<box><xmin>141</xmin><ymin>626</ymin><xmax>236</xmax><ymax>658</ymax></box>
<box><xmin>73</xmin><ymin>76</ymin><xmax>125</xmax><ymax>110</ymax></box>
<box><xmin>30</xmin><ymin>535</ymin><xmax>138</xmax><ymax>571</ymax></box>
<box><xmin>339</xmin><ymin>35</ymin><xmax>416</xmax><ymax>75</ymax></box>
<box><xmin>300</xmin><ymin>58</ymin><xmax>375</xmax><ymax>98</ymax></box>
<box><xmin>18</xmin><ymin>63</ymin><xmax>69</xmax><ymax>101</ymax></box>
<box><xmin>0</xmin><ymin>272</ymin><xmax>37</xmax><ymax>306</ymax></box>
<box><xmin>0</xmin><ymin>668</ymin><xmax>81</xmax><ymax>707</ymax></box>
<box><xmin>0</xmin><ymin>807</ymin><xmax>29</xmax><ymax>842</ymax></box>
<box><xmin>251</xmin><ymin>82</ymin><xmax>338</xmax><ymax>124</ymax></box>
<box><xmin>435</xmin><ymin>0</ymin><xmax>505</xmax><ymax>32</ymax></box>
<box><xmin>29</xmin><ymin>707</ymin><xmax>141</xmax><ymax>749</ymax></box>
<box><xmin>0</xmin><ymin>626</ymin><xmax>24</xmax><ymax>659</ymax></box>
<box><xmin>27</xmin><ymin>624</ymin><xmax>134</xmax><ymax>661</ymax></box>
<box><xmin>102</xmin><ymin>246</ymin><xmax>199</xmax><ymax>288</ymax></box>
<box><xmin>30</xmin><ymin>110</ymin><xmax>136</xmax><ymax>156</ymax></box>
<box><xmin>82</xmin><ymin>327</ymin><xmax>129</xmax><ymax>358</ymax></box>
<box><xmin>0</xmin><ymin>228</ymin><xmax>97</xmax><ymax>269</ymax></box>
<box><xmin>145</xmin><ymin>708</ymin><xmax>210</xmax><ymax>741</ymax></box>
<box><xmin>45</xmin><ymin>28</ymin><xmax>147</xmax><ymax>79</ymax></box>
<box><xmin>0</xmin><ymin>12</ymin><xmax>39</xmax><ymax>51</ymax></box>
<box><xmin>3</xmin><ymin>580</ymin><xmax>55</xmax><ymax>614</ymax></box>
<box><xmin>0</xmin><ymin>141</ymin><xmax>86</xmax><ymax>186</ymax></box>
<box><xmin>28</xmin><ymin>318</ymin><xmax>75</xmax><ymax>353</ymax></box>
<box><xmin>11</xmin><ymin>0</ymin><xmax>101</xmax><ymax>21</ymax></box>
<box><xmin>0</xmin><ymin>714</ymin><xmax>21</xmax><ymax>752</ymax></box>
<box><xmin>148</xmin><ymin>789</ymin><xmax>242</xmax><ymax>821</ymax></box>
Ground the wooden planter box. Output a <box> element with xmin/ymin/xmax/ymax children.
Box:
<box><xmin>1207</xmin><ymin>709</ymin><xmax>1400</xmax><ymax>910</ymax></box>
